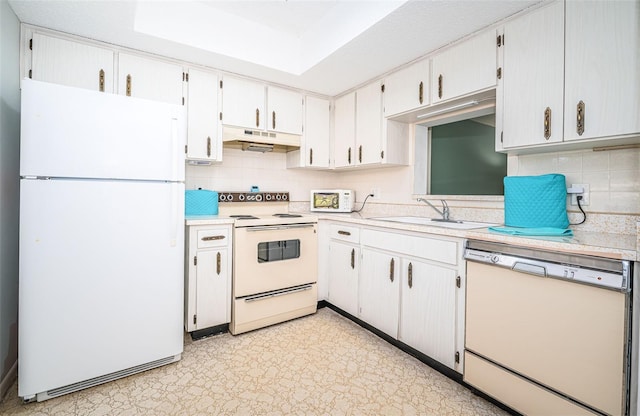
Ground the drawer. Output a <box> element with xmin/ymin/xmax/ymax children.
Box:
<box><xmin>329</xmin><ymin>223</ymin><xmax>360</xmax><ymax>244</ymax></box>
<box><xmin>196</xmin><ymin>227</ymin><xmax>230</xmax><ymax>249</ymax></box>
<box><xmin>361</xmin><ymin>228</ymin><xmax>459</xmax><ymax>266</ymax></box>
<box><xmin>464</xmin><ymin>352</ymin><xmax>597</xmax><ymax>416</ymax></box>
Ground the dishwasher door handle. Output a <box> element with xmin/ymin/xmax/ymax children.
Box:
<box><xmin>512</xmin><ymin>261</ymin><xmax>547</xmax><ymax>277</ymax></box>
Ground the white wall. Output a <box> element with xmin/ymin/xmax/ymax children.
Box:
<box><xmin>0</xmin><ymin>0</ymin><xmax>21</xmax><ymax>399</ymax></box>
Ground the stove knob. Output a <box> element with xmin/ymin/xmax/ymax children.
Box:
<box><xmin>238</xmin><ymin>194</ymin><xmax>245</xmax><ymax>201</ymax></box>
<box><xmin>219</xmin><ymin>194</ymin><xmax>226</xmax><ymax>201</ymax></box>
<box><xmin>265</xmin><ymin>194</ymin><xmax>272</xmax><ymax>201</ymax></box>
<box><xmin>490</xmin><ymin>254</ymin><xmax>500</xmax><ymax>264</ymax></box>
<box><xmin>256</xmin><ymin>194</ymin><xmax>263</xmax><ymax>202</ymax></box>
<box><xmin>276</xmin><ymin>194</ymin><xmax>282</xmax><ymax>200</ymax></box>
<box><xmin>282</xmin><ymin>194</ymin><xmax>288</xmax><ymax>201</ymax></box>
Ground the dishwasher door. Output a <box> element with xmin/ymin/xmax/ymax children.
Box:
<box><xmin>465</xmin><ymin>261</ymin><xmax>629</xmax><ymax>415</ymax></box>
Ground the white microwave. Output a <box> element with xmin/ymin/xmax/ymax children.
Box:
<box><xmin>310</xmin><ymin>190</ymin><xmax>355</xmax><ymax>213</ymax></box>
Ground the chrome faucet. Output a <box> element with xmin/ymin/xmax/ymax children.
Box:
<box><xmin>417</xmin><ymin>198</ymin><xmax>450</xmax><ymax>221</ymax></box>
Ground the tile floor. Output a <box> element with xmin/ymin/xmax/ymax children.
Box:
<box><xmin>0</xmin><ymin>308</ymin><xmax>509</xmax><ymax>415</ymax></box>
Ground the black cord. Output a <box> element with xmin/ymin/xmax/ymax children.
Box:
<box><xmin>353</xmin><ymin>194</ymin><xmax>374</xmax><ymax>213</ymax></box>
<box><xmin>570</xmin><ymin>195</ymin><xmax>587</xmax><ymax>225</ymax></box>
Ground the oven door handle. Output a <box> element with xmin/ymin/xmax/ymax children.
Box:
<box><xmin>243</xmin><ymin>285</ymin><xmax>313</xmax><ymax>302</ymax></box>
<box><xmin>244</xmin><ymin>224</ymin><xmax>316</xmax><ymax>232</ymax></box>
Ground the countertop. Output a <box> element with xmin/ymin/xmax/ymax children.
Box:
<box><xmin>184</xmin><ymin>213</ymin><xmax>637</xmax><ymax>261</ymax></box>
<box><xmin>314</xmin><ymin>213</ymin><xmax>638</xmax><ymax>262</ymax></box>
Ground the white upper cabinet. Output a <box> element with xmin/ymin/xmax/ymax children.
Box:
<box><xmin>384</xmin><ymin>59</ymin><xmax>430</xmax><ymax>117</ymax></box>
<box><xmin>355</xmin><ymin>80</ymin><xmax>384</xmax><ymax>165</ymax></box>
<box><xmin>287</xmin><ymin>96</ymin><xmax>331</xmax><ymax>169</ymax></box>
<box><xmin>266</xmin><ymin>86</ymin><xmax>303</xmax><ymax>135</ymax></box>
<box><xmin>186</xmin><ymin>68</ymin><xmax>221</xmax><ymax>163</ymax></box>
<box><xmin>563</xmin><ymin>0</ymin><xmax>640</xmax><ymax>141</ymax></box>
<box><xmin>117</xmin><ymin>53</ymin><xmax>184</xmax><ymax>106</ymax></box>
<box><xmin>221</xmin><ymin>76</ymin><xmax>266</xmax><ymax>130</ymax></box>
<box><xmin>431</xmin><ymin>29</ymin><xmax>497</xmax><ymax>104</ymax></box>
<box><xmin>30</xmin><ymin>32</ymin><xmax>115</xmax><ymax>93</ymax></box>
<box><xmin>501</xmin><ymin>1</ymin><xmax>565</xmax><ymax>148</ymax></box>
<box><xmin>333</xmin><ymin>92</ymin><xmax>356</xmax><ymax>168</ymax></box>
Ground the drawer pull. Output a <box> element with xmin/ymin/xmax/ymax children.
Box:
<box><xmin>202</xmin><ymin>235</ymin><xmax>225</xmax><ymax>241</ymax></box>
<box><xmin>337</xmin><ymin>230</ymin><xmax>351</xmax><ymax>236</ymax></box>
<box><xmin>244</xmin><ymin>285</ymin><xmax>312</xmax><ymax>302</ymax></box>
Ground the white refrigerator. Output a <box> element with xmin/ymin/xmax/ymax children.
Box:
<box><xmin>18</xmin><ymin>79</ymin><xmax>185</xmax><ymax>402</ymax></box>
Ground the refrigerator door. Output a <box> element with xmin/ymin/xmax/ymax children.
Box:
<box><xmin>20</xmin><ymin>79</ymin><xmax>185</xmax><ymax>182</ymax></box>
<box><xmin>18</xmin><ymin>178</ymin><xmax>184</xmax><ymax>398</ymax></box>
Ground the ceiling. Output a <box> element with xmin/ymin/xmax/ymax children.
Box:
<box><xmin>8</xmin><ymin>0</ymin><xmax>542</xmax><ymax>96</ymax></box>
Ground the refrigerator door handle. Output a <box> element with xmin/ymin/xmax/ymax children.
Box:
<box><xmin>171</xmin><ymin>117</ymin><xmax>180</xmax><ymax>181</ymax></box>
<box><xmin>170</xmin><ymin>183</ymin><xmax>179</xmax><ymax>247</ymax></box>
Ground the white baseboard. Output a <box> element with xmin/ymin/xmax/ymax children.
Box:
<box><xmin>0</xmin><ymin>360</ymin><xmax>17</xmax><ymax>401</ymax></box>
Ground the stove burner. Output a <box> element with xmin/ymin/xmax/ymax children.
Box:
<box><xmin>230</xmin><ymin>215</ymin><xmax>259</xmax><ymax>220</ymax></box>
<box><xmin>273</xmin><ymin>213</ymin><xmax>303</xmax><ymax>218</ymax></box>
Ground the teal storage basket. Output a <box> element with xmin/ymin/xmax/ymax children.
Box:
<box><xmin>185</xmin><ymin>190</ymin><xmax>219</xmax><ymax>215</ymax></box>
<box><xmin>503</xmin><ymin>174</ymin><xmax>569</xmax><ymax>229</ymax></box>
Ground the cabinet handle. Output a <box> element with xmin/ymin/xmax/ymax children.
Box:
<box><xmin>99</xmin><ymin>69</ymin><xmax>105</xmax><ymax>92</ymax></box>
<box><xmin>206</xmin><ymin>136</ymin><xmax>211</xmax><ymax>157</ymax></box>
<box><xmin>256</xmin><ymin>108</ymin><xmax>260</xmax><ymax>127</ymax></box>
<box><xmin>350</xmin><ymin>248</ymin><xmax>355</xmax><ymax>269</ymax></box>
<box><xmin>216</xmin><ymin>252</ymin><xmax>221</xmax><ymax>275</ymax></box>
<box><xmin>202</xmin><ymin>235</ymin><xmax>225</xmax><ymax>241</ymax></box>
<box><xmin>418</xmin><ymin>81</ymin><xmax>424</xmax><ymax>104</ymax></box>
<box><xmin>126</xmin><ymin>74</ymin><xmax>132</xmax><ymax>96</ymax></box>
<box><xmin>408</xmin><ymin>262</ymin><xmax>413</xmax><ymax>288</ymax></box>
<box><xmin>309</xmin><ymin>148</ymin><xmax>313</xmax><ymax>165</ymax></box>
<box><xmin>358</xmin><ymin>145</ymin><xmax>362</xmax><ymax>163</ymax></box>
<box><xmin>543</xmin><ymin>107</ymin><xmax>552</xmax><ymax>140</ymax></box>
<box><xmin>272</xmin><ymin>111</ymin><xmax>276</xmax><ymax>129</ymax></box>
<box><xmin>438</xmin><ymin>74</ymin><xmax>443</xmax><ymax>99</ymax></box>
<box><xmin>347</xmin><ymin>147</ymin><xmax>352</xmax><ymax>164</ymax></box>
<box><xmin>577</xmin><ymin>100</ymin><xmax>585</xmax><ymax>136</ymax></box>
<box><xmin>389</xmin><ymin>258</ymin><xmax>395</xmax><ymax>282</ymax></box>
<box><xmin>337</xmin><ymin>230</ymin><xmax>351</xmax><ymax>236</ymax></box>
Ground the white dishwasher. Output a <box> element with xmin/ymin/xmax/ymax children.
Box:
<box><xmin>464</xmin><ymin>240</ymin><xmax>632</xmax><ymax>416</ymax></box>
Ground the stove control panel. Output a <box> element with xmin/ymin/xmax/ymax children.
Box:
<box><xmin>218</xmin><ymin>192</ymin><xmax>289</xmax><ymax>203</ymax></box>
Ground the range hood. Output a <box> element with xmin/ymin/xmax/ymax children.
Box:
<box><xmin>222</xmin><ymin>126</ymin><xmax>301</xmax><ymax>153</ymax></box>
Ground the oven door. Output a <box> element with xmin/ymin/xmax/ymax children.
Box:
<box><xmin>234</xmin><ymin>223</ymin><xmax>317</xmax><ymax>297</ymax></box>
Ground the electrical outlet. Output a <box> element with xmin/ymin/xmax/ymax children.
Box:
<box><xmin>370</xmin><ymin>188</ymin><xmax>380</xmax><ymax>199</ymax></box>
<box><xmin>570</xmin><ymin>183</ymin><xmax>590</xmax><ymax>206</ymax></box>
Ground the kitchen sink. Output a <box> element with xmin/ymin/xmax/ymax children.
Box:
<box><xmin>368</xmin><ymin>216</ymin><xmax>499</xmax><ymax>230</ymax></box>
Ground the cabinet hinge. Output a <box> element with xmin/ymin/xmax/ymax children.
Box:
<box><xmin>455</xmin><ymin>351</ymin><xmax>460</xmax><ymax>364</ymax></box>
<box><xmin>496</xmin><ymin>67</ymin><xmax>502</xmax><ymax>80</ymax></box>
<box><xmin>28</xmin><ymin>69</ymin><xmax>32</xmax><ymax>79</ymax></box>
<box><xmin>219</xmin><ymin>112</ymin><xmax>222</xmax><ymax>121</ymax></box>
<box><xmin>381</xmin><ymin>84</ymin><xmax>385</xmax><ymax>93</ymax></box>
<box><xmin>219</xmin><ymin>80</ymin><xmax>223</xmax><ymax>89</ymax></box>
<box><xmin>456</xmin><ymin>276</ymin><xmax>461</xmax><ymax>288</ymax></box>
<box><xmin>182</xmin><ymin>97</ymin><xmax>185</xmax><ymax>106</ymax></box>
<box><xmin>184</xmin><ymin>145</ymin><xmax>188</xmax><ymax>154</ymax></box>
<box><xmin>194</xmin><ymin>256</ymin><xmax>197</xmax><ymax>266</ymax></box>
<box><xmin>29</xmin><ymin>38</ymin><xmax>33</xmax><ymax>50</ymax></box>
<box><xmin>185</xmin><ymin>73</ymin><xmax>189</xmax><ymax>82</ymax></box>
<box><xmin>193</xmin><ymin>315</ymin><xmax>197</xmax><ymax>325</ymax></box>
<box><xmin>380</xmin><ymin>150</ymin><xmax>384</xmax><ymax>159</ymax></box>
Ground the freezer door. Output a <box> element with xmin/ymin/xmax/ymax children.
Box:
<box><xmin>20</xmin><ymin>79</ymin><xmax>185</xmax><ymax>181</ymax></box>
<box><xmin>18</xmin><ymin>179</ymin><xmax>184</xmax><ymax>397</ymax></box>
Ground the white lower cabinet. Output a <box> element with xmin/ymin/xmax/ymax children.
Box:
<box><xmin>184</xmin><ymin>224</ymin><xmax>232</xmax><ymax>332</ymax></box>
<box><xmin>321</xmin><ymin>220</ymin><xmax>465</xmax><ymax>373</ymax></box>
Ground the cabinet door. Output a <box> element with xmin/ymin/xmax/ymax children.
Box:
<box><xmin>431</xmin><ymin>29</ymin><xmax>497</xmax><ymax>104</ymax></box>
<box><xmin>384</xmin><ymin>59</ymin><xmax>430</xmax><ymax>117</ymax></box>
<box><xmin>304</xmin><ymin>96</ymin><xmax>331</xmax><ymax>168</ymax></box>
<box><xmin>501</xmin><ymin>1</ymin><xmax>564</xmax><ymax>148</ymax></box>
<box><xmin>355</xmin><ymin>81</ymin><xmax>383</xmax><ymax>165</ymax></box>
<box><xmin>195</xmin><ymin>248</ymin><xmax>230</xmax><ymax>329</ymax></box>
<box><xmin>31</xmin><ymin>33</ymin><xmax>114</xmax><ymax>93</ymax></box>
<box><xmin>221</xmin><ymin>76</ymin><xmax>265</xmax><ymax>130</ymax></box>
<box><xmin>563</xmin><ymin>1</ymin><xmax>640</xmax><ymax>141</ymax></box>
<box><xmin>117</xmin><ymin>53</ymin><xmax>183</xmax><ymax>105</ymax></box>
<box><xmin>399</xmin><ymin>259</ymin><xmax>457</xmax><ymax>369</ymax></box>
<box><xmin>186</xmin><ymin>69</ymin><xmax>221</xmax><ymax>162</ymax></box>
<box><xmin>333</xmin><ymin>92</ymin><xmax>356</xmax><ymax>168</ymax></box>
<box><xmin>327</xmin><ymin>241</ymin><xmax>359</xmax><ymax>317</ymax></box>
<box><xmin>359</xmin><ymin>248</ymin><xmax>400</xmax><ymax>338</ymax></box>
<box><xmin>267</xmin><ymin>86</ymin><xmax>303</xmax><ymax>135</ymax></box>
